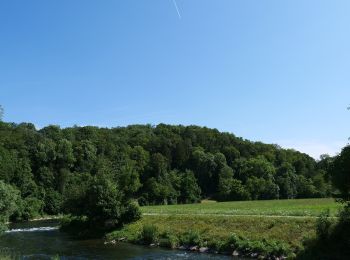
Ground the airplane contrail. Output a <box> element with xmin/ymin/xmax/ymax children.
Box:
<box><xmin>172</xmin><ymin>0</ymin><xmax>182</xmax><ymax>19</ymax></box>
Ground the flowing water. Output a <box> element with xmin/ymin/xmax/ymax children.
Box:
<box><xmin>0</xmin><ymin>220</ymin><xmax>234</xmax><ymax>259</ymax></box>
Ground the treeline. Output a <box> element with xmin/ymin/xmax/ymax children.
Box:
<box><xmin>0</xmin><ymin>121</ymin><xmax>332</xmax><ymax>222</ymax></box>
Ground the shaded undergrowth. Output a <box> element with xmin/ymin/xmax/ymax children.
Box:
<box><xmin>297</xmin><ymin>206</ymin><xmax>350</xmax><ymax>260</ymax></box>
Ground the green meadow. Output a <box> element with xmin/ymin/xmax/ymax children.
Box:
<box><xmin>141</xmin><ymin>198</ymin><xmax>340</xmax><ymax>217</ymax></box>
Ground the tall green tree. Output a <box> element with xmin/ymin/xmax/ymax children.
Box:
<box><xmin>331</xmin><ymin>146</ymin><xmax>350</xmax><ymax>202</ymax></box>
<box><xmin>0</xmin><ymin>181</ymin><xmax>21</xmax><ymax>231</ymax></box>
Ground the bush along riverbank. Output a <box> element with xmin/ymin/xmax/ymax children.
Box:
<box><xmin>106</xmin><ymin>223</ymin><xmax>294</xmax><ymax>259</ymax></box>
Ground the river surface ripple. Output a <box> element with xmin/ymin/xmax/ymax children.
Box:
<box><xmin>0</xmin><ymin>220</ymin><xmax>237</xmax><ymax>260</ymax></box>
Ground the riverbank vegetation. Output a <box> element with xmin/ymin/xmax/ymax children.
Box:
<box><xmin>106</xmin><ymin>199</ymin><xmax>337</xmax><ymax>258</ymax></box>
<box><xmin>106</xmin><ymin>212</ymin><xmax>315</xmax><ymax>258</ymax></box>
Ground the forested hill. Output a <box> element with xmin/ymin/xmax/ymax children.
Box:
<box><xmin>0</xmin><ymin>121</ymin><xmax>331</xmax><ymax>220</ymax></box>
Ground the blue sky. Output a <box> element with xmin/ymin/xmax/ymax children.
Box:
<box><xmin>1</xmin><ymin>0</ymin><xmax>349</xmax><ymax>159</ymax></box>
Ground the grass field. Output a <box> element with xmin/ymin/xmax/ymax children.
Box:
<box><xmin>141</xmin><ymin>198</ymin><xmax>340</xmax><ymax>217</ymax></box>
<box><xmin>107</xmin><ymin>198</ymin><xmax>341</xmax><ymax>257</ymax></box>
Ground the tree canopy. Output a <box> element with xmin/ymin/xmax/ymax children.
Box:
<box><xmin>330</xmin><ymin>146</ymin><xmax>350</xmax><ymax>202</ymax></box>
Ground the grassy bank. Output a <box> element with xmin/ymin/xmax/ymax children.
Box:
<box><xmin>107</xmin><ymin>198</ymin><xmax>339</xmax><ymax>258</ymax></box>
<box><xmin>141</xmin><ymin>198</ymin><xmax>340</xmax><ymax>217</ymax></box>
<box><xmin>106</xmin><ymin>215</ymin><xmax>317</xmax><ymax>258</ymax></box>
<box><xmin>107</xmin><ymin>214</ymin><xmax>316</xmax><ymax>247</ymax></box>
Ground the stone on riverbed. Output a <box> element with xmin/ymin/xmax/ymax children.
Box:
<box><xmin>190</xmin><ymin>246</ymin><xmax>198</xmax><ymax>251</ymax></box>
<box><xmin>199</xmin><ymin>247</ymin><xmax>209</xmax><ymax>253</ymax></box>
<box><xmin>104</xmin><ymin>239</ymin><xmax>116</xmax><ymax>245</ymax></box>
<box><xmin>232</xmin><ymin>250</ymin><xmax>240</xmax><ymax>256</ymax></box>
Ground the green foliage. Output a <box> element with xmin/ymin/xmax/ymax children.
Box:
<box><xmin>298</xmin><ymin>206</ymin><xmax>350</xmax><ymax>259</ymax></box>
<box><xmin>179</xmin><ymin>230</ymin><xmax>203</xmax><ymax>246</ymax></box>
<box><xmin>67</xmin><ymin>174</ymin><xmax>141</xmax><ymax>231</ymax></box>
<box><xmin>330</xmin><ymin>146</ymin><xmax>350</xmax><ymax>202</ymax></box>
<box><xmin>159</xmin><ymin>232</ymin><xmax>179</xmax><ymax>248</ymax></box>
<box><xmin>20</xmin><ymin>197</ymin><xmax>44</xmax><ymax>220</ymax></box>
<box><xmin>142</xmin><ymin>177</ymin><xmax>177</xmax><ymax>205</ymax></box>
<box><xmin>56</xmin><ymin>139</ymin><xmax>75</xmax><ymax>169</ymax></box>
<box><xmin>85</xmin><ymin>176</ymin><xmax>124</xmax><ymax>224</ymax></box>
<box><xmin>295</xmin><ymin>175</ymin><xmax>317</xmax><ymax>198</ymax></box>
<box><xmin>177</xmin><ymin>170</ymin><xmax>201</xmax><ymax>203</ymax></box>
<box><xmin>246</xmin><ymin>176</ymin><xmax>279</xmax><ymax>200</ymax></box>
<box><xmin>10</xmin><ymin>196</ymin><xmax>44</xmax><ymax>221</ymax></box>
<box><xmin>44</xmin><ymin>188</ymin><xmax>62</xmax><ymax>215</ymax></box>
<box><xmin>216</xmin><ymin>167</ymin><xmax>250</xmax><ymax>201</ymax></box>
<box><xmin>207</xmin><ymin>233</ymin><xmax>292</xmax><ymax>257</ymax></box>
<box><xmin>0</xmin><ymin>181</ymin><xmax>21</xmax><ymax>228</ymax></box>
<box><xmin>123</xmin><ymin>201</ymin><xmax>142</xmax><ymax>222</ymax></box>
<box><xmin>62</xmin><ymin>172</ymin><xmax>92</xmax><ymax>216</ymax></box>
<box><xmin>315</xmin><ymin>210</ymin><xmax>332</xmax><ymax>240</ymax></box>
<box><xmin>73</xmin><ymin>140</ymin><xmax>97</xmax><ymax>172</ymax></box>
<box><xmin>276</xmin><ymin>162</ymin><xmax>298</xmax><ymax>199</ymax></box>
<box><xmin>141</xmin><ymin>224</ymin><xmax>159</xmax><ymax>244</ymax></box>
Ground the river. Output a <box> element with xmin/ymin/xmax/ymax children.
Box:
<box><xmin>0</xmin><ymin>220</ymin><xmax>234</xmax><ymax>259</ymax></box>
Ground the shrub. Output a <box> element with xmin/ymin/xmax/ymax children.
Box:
<box><xmin>159</xmin><ymin>232</ymin><xmax>179</xmax><ymax>249</ymax></box>
<box><xmin>315</xmin><ymin>209</ymin><xmax>332</xmax><ymax>240</ymax></box>
<box><xmin>226</xmin><ymin>233</ymin><xmax>241</xmax><ymax>249</ymax></box>
<box><xmin>121</xmin><ymin>201</ymin><xmax>142</xmax><ymax>224</ymax></box>
<box><xmin>208</xmin><ymin>239</ymin><xmax>227</xmax><ymax>252</ymax></box>
<box><xmin>264</xmin><ymin>240</ymin><xmax>292</xmax><ymax>257</ymax></box>
<box><xmin>208</xmin><ymin>233</ymin><xmax>292</xmax><ymax>257</ymax></box>
<box><xmin>141</xmin><ymin>224</ymin><xmax>159</xmax><ymax>244</ymax></box>
<box><xmin>179</xmin><ymin>230</ymin><xmax>203</xmax><ymax>247</ymax></box>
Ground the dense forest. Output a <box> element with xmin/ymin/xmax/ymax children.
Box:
<box><xmin>0</xmin><ymin>113</ymin><xmax>333</xmax><ymax>228</ymax></box>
